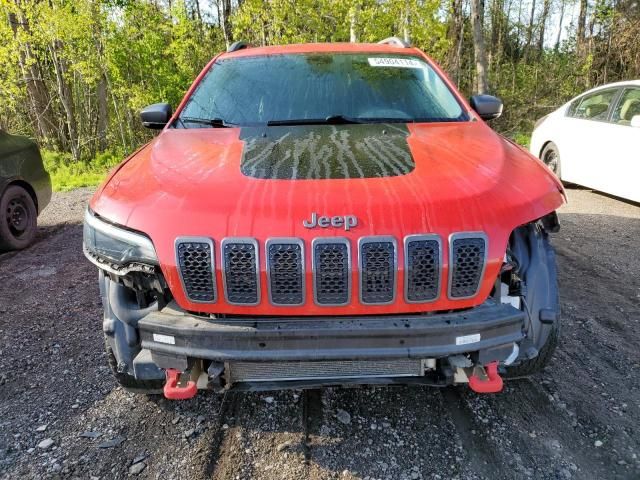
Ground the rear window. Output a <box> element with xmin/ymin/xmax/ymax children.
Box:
<box><xmin>178</xmin><ymin>53</ymin><xmax>467</xmax><ymax>126</ymax></box>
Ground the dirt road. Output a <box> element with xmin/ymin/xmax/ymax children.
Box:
<box><xmin>0</xmin><ymin>187</ymin><xmax>638</xmax><ymax>480</ymax></box>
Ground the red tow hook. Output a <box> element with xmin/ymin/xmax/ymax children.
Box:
<box><xmin>163</xmin><ymin>369</ymin><xmax>198</xmax><ymax>400</ymax></box>
<box><xmin>468</xmin><ymin>361</ymin><xmax>504</xmax><ymax>394</ymax></box>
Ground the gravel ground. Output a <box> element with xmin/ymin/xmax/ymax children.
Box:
<box><xmin>0</xmin><ymin>187</ymin><xmax>638</xmax><ymax>480</ymax></box>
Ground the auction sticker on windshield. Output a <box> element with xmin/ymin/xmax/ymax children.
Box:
<box><xmin>368</xmin><ymin>57</ymin><xmax>422</xmax><ymax>68</ymax></box>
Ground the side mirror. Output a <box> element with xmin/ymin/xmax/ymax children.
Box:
<box><xmin>140</xmin><ymin>103</ymin><xmax>172</xmax><ymax>129</ymax></box>
<box><xmin>631</xmin><ymin>115</ymin><xmax>640</xmax><ymax>128</ymax></box>
<box><xmin>470</xmin><ymin>95</ymin><xmax>503</xmax><ymax>121</ymax></box>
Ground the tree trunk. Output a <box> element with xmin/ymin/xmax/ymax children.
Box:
<box><xmin>536</xmin><ymin>0</ymin><xmax>551</xmax><ymax>53</ymax></box>
<box><xmin>91</xmin><ymin>1</ymin><xmax>108</xmax><ymax>153</ymax></box>
<box><xmin>489</xmin><ymin>0</ymin><xmax>505</xmax><ymax>67</ymax></box>
<box><xmin>220</xmin><ymin>0</ymin><xmax>233</xmax><ymax>48</ymax></box>
<box><xmin>7</xmin><ymin>10</ymin><xmax>58</xmax><ymax>147</ymax></box>
<box><xmin>96</xmin><ymin>74</ymin><xmax>108</xmax><ymax>152</ymax></box>
<box><xmin>403</xmin><ymin>0</ymin><xmax>411</xmax><ymax>44</ymax></box>
<box><xmin>470</xmin><ymin>0</ymin><xmax>489</xmax><ymax>94</ymax></box>
<box><xmin>554</xmin><ymin>0</ymin><xmax>565</xmax><ymax>51</ymax></box>
<box><xmin>577</xmin><ymin>0</ymin><xmax>588</xmax><ymax>53</ymax></box>
<box><xmin>193</xmin><ymin>0</ymin><xmax>202</xmax><ymax>23</ymax></box>
<box><xmin>215</xmin><ymin>0</ymin><xmax>221</xmax><ymax>28</ymax></box>
<box><xmin>447</xmin><ymin>0</ymin><xmax>464</xmax><ymax>85</ymax></box>
<box><xmin>349</xmin><ymin>3</ymin><xmax>358</xmax><ymax>42</ymax></box>
<box><xmin>525</xmin><ymin>0</ymin><xmax>536</xmax><ymax>52</ymax></box>
<box><xmin>50</xmin><ymin>40</ymin><xmax>80</xmax><ymax>161</ymax></box>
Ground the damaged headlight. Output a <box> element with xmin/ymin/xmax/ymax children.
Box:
<box><xmin>83</xmin><ymin>209</ymin><xmax>158</xmax><ymax>274</ymax></box>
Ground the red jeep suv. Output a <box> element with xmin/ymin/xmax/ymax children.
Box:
<box><xmin>83</xmin><ymin>39</ymin><xmax>564</xmax><ymax>398</ymax></box>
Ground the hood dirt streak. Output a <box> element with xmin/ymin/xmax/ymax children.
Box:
<box><xmin>240</xmin><ymin>124</ymin><xmax>414</xmax><ymax>180</ymax></box>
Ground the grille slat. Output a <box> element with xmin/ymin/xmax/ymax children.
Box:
<box><xmin>267</xmin><ymin>240</ymin><xmax>304</xmax><ymax>305</ymax></box>
<box><xmin>449</xmin><ymin>234</ymin><xmax>487</xmax><ymax>299</ymax></box>
<box><xmin>359</xmin><ymin>237</ymin><xmax>397</xmax><ymax>305</ymax></box>
<box><xmin>405</xmin><ymin>235</ymin><xmax>441</xmax><ymax>303</ymax></box>
<box><xmin>222</xmin><ymin>239</ymin><xmax>260</xmax><ymax>305</ymax></box>
<box><xmin>313</xmin><ymin>239</ymin><xmax>350</xmax><ymax>306</ymax></box>
<box><xmin>176</xmin><ymin>238</ymin><xmax>216</xmax><ymax>303</ymax></box>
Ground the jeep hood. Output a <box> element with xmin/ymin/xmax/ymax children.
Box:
<box><xmin>90</xmin><ymin>121</ymin><xmax>564</xmax><ymax>314</ymax></box>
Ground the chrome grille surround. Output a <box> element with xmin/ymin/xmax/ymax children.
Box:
<box><xmin>221</xmin><ymin>238</ymin><xmax>260</xmax><ymax>305</ymax></box>
<box><xmin>265</xmin><ymin>238</ymin><xmax>305</xmax><ymax>306</ymax></box>
<box><xmin>358</xmin><ymin>236</ymin><xmax>398</xmax><ymax>305</ymax></box>
<box><xmin>175</xmin><ymin>237</ymin><xmax>216</xmax><ymax>303</ymax></box>
<box><xmin>448</xmin><ymin>232</ymin><xmax>488</xmax><ymax>299</ymax></box>
<box><xmin>312</xmin><ymin>237</ymin><xmax>351</xmax><ymax>306</ymax></box>
<box><xmin>174</xmin><ymin>232</ymin><xmax>488</xmax><ymax>306</ymax></box>
<box><xmin>403</xmin><ymin>234</ymin><xmax>442</xmax><ymax>303</ymax></box>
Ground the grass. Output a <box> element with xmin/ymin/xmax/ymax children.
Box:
<box><xmin>43</xmin><ymin>150</ymin><xmax>123</xmax><ymax>191</ymax></box>
<box><xmin>508</xmin><ymin>132</ymin><xmax>531</xmax><ymax>148</ymax></box>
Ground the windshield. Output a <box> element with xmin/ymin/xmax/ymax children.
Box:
<box><xmin>177</xmin><ymin>53</ymin><xmax>467</xmax><ymax>127</ymax></box>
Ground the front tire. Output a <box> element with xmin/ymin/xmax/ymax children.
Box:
<box><xmin>0</xmin><ymin>185</ymin><xmax>38</xmax><ymax>251</ymax></box>
<box><xmin>540</xmin><ymin>142</ymin><xmax>561</xmax><ymax>178</ymax></box>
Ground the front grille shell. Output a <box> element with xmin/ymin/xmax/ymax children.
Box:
<box><xmin>221</xmin><ymin>238</ymin><xmax>260</xmax><ymax>305</ymax></box>
<box><xmin>266</xmin><ymin>238</ymin><xmax>305</xmax><ymax>306</ymax></box>
<box><xmin>312</xmin><ymin>238</ymin><xmax>352</xmax><ymax>306</ymax></box>
<box><xmin>404</xmin><ymin>234</ymin><xmax>442</xmax><ymax>303</ymax></box>
<box><xmin>358</xmin><ymin>236</ymin><xmax>398</xmax><ymax>305</ymax></box>
<box><xmin>448</xmin><ymin>232</ymin><xmax>488</xmax><ymax>299</ymax></box>
<box><xmin>175</xmin><ymin>237</ymin><xmax>216</xmax><ymax>303</ymax></box>
<box><xmin>174</xmin><ymin>232</ymin><xmax>489</xmax><ymax>307</ymax></box>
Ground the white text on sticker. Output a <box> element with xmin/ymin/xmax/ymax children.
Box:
<box><xmin>368</xmin><ymin>57</ymin><xmax>422</xmax><ymax>68</ymax></box>
<box><xmin>153</xmin><ymin>333</ymin><xmax>176</xmax><ymax>345</ymax></box>
<box><xmin>456</xmin><ymin>334</ymin><xmax>481</xmax><ymax>346</ymax></box>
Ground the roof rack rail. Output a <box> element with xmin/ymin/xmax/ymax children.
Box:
<box><xmin>377</xmin><ymin>37</ymin><xmax>411</xmax><ymax>48</ymax></box>
<box><xmin>227</xmin><ymin>41</ymin><xmax>250</xmax><ymax>53</ymax></box>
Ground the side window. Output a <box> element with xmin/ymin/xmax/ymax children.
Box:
<box><xmin>567</xmin><ymin>97</ymin><xmax>581</xmax><ymax>117</ymax></box>
<box><xmin>572</xmin><ymin>89</ymin><xmax>617</xmax><ymax>121</ymax></box>
<box><xmin>611</xmin><ymin>88</ymin><xmax>640</xmax><ymax>125</ymax></box>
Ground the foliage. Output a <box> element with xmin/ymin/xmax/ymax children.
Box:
<box><xmin>43</xmin><ymin>149</ymin><xmax>121</xmax><ymax>191</ymax></box>
<box><xmin>0</xmin><ymin>0</ymin><xmax>638</xmax><ymax>178</ymax></box>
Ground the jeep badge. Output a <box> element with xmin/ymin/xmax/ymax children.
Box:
<box><xmin>303</xmin><ymin>212</ymin><xmax>358</xmax><ymax>231</ymax></box>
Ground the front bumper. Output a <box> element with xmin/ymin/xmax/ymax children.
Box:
<box><xmin>138</xmin><ymin>301</ymin><xmax>525</xmax><ymax>369</ymax></box>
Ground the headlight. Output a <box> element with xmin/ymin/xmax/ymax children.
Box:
<box><xmin>83</xmin><ymin>209</ymin><xmax>158</xmax><ymax>273</ymax></box>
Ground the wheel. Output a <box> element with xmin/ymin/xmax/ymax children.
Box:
<box><xmin>104</xmin><ymin>336</ymin><xmax>164</xmax><ymax>394</ymax></box>
<box><xmin>504</xmin><ymin>318</ymin><xmax>560</xmax><ymax>378</ymax></box>
<box><xmin>540</xmin><ymin>142</ymin><xmax>561</xmax><ymax>178</ymax></box>
<box><xmin>0</xmin><ymin>185</ymin><xmax>38</xmax><ymax>251</ymax></box>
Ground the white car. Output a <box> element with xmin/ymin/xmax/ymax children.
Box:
<box><xmin>530</xmin><ymin>80</ymin><xmax>640</xmax><ymax>203</ymax></box>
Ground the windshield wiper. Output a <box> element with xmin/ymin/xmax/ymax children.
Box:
<box><xmin>267</xmin><ymin>115</ymin><xmax>365</xmax><ymax>126</ymax></box>
<box><xmin>179</xmin><ymin>117</ymin><xmax>236</xmax><ymax>128</ymax></box>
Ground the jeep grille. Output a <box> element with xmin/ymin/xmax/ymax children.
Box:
<box><xmin>404</xmin><ymin>235</ymin><xmax>441</xmax><ymax>303</ymax></box>
<box><xmin>359</xmin><ymin>238</ymin><xmax>397</xmax><ymax>305</ymax></box>
<box><xmin>221</xmin><ymin>239</ymin><xmax>260</xmax><ymax>305</ymax></box>
<box><xmin>174</xmin><ymin>233</ymin><xmax>488</xmax><ymax>306</ymax></box>
<box><xmin>175</xmin><ymin>239</ymin><xmax>216</xmax><ymax>303</ymax></box>
<box><xmin>448</xmin><ymin>234</ymin><xmax>487</xmax><ymax>299</ymax></box>
<box><xmin>313</xmin><ymin>239</ymin><xmax>351</xmax><ymax>306</ymax></box>
<box><xmin>266</xmin><ymin>240</ymin><xmax>304</xmax><ymax>305</ymax></box>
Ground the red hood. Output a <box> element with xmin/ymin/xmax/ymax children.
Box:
<box><xmin>90</xmin><ymin>121</ymin><xmax>564</xmax><ymax>315</ymax></box>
